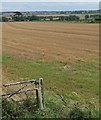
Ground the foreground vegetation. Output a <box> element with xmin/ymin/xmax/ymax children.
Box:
<box><xmin>2</xmin><ymin>55</ymin><xmax>99</xmax><ymax>119</ymax></box>
<box><xmin>2</xmin><ymin>96</ymin><xmax>99</xmax><ymax>119</ymax></box>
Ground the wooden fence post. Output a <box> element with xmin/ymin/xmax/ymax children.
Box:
<box><xmin>35</xmin><ymin>88</ymin><xmax>39</xmax><ymax>108</ymax></box>
<box><xmin>39</xmin><ymin>78</ymin><xmax>44</xmax><ymax>110</ymax></box>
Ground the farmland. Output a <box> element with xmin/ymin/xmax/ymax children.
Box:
<box><xmin>2</xmin><ymin>22</ymin><xmax>99</xmax><ymax>118</ymax></box>
<box><xmin>2</xmin><ymin>22</ymin><xmax>99</xmax><ymax>61</ymax></box>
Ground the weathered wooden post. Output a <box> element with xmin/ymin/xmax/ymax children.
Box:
<box><xmin>35</xmin><ymin>82</ymin><xmax>39</xmax><ymax>108</ymax></box>
<box><xmin>39</xmin><ymin>78</ymin><xmax>44</xmax><ymax>110</ymax></box>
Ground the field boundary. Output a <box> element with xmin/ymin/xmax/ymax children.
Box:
<box><xmin>1</xmin><ymin>78</ymin><xmax>44</xmax><ymax>110</ymax></box>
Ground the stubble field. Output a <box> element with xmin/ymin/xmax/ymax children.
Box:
<box><xmin>2</xmin><ymin>22</ymin><xmax>99</xmax><ymax>61</ymax></box>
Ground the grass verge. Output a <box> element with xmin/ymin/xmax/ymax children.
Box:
<box><xmin>2</xmin><ymin>55</ymin><xmax>99</xmax><ymax>119</ymax></box>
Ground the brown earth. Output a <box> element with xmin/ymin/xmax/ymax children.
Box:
<box><xmin>2</xmin><ymin>22</ymin><xmax>99</xmax><ymax>62</ymax></box>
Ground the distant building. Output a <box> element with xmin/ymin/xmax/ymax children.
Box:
<box><xmin>87</xmin><ymin>17</ymin><xmax>95</xmax><ymax>20</ymax></box>
<box><xmin>52</xmin><ymin>17</ymin><xmax>59</xmax><ymax>21</ymax></box>
<box><xmin>45</xmin><ymin>18</ymin><xmax>50</xmax><ymax>21</ymax></box>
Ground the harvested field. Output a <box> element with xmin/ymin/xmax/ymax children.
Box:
<box><xmin>2</xmin><ymin>22</ymin><xmax>99</xmax><ymax>62</ymax></box>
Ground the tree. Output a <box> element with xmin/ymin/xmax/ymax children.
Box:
<box><xmin>59</xmin><ymin>16</ymin><xmax>65</xmax><ymax>21</ymax></box>
<box><xmin>28</xmin><ymin>15</ymin><xmax>40</xmax><ymax>21</ymax></box>
<box><xmin>85</xmin><ymin>15</ymin><xmax>89</xmax><ymax>20</ymax></box>
<box><xmin>2</xmin><ymin>17</ymin><xmax>8</xmax><ymax>22</ymax></box>
<box><xmin>13</xmin><ymin>11</ymin><xmax>22</xmax><ymax>16</ymax></box>
<box><xmin>65</xmin><ymin>15</ymin><xmax>80</xmax><ymax>21</ymax></box>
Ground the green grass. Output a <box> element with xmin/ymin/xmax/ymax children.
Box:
<box><xmin>2</xmin><ymin>55</ymin><xmax>99</xmax><ymax>118</ymax></box>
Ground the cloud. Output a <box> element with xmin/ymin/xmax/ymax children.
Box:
<box><xmin>1</xmin><ymin>0</ymin><xmax>100</xmax><ymax>2</ymax></box>
<box><xmin>1</xmin><ymin>2</ymin><xmax>99</xmax><ymax>12</ymax></box>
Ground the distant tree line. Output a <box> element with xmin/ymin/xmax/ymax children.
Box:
<box><xmin>59</xmin><ymin>15</ymin><xmax>80</xmax><ymax>21</ymax></box>
<box><xmin>1</xmin><ymin>15</ymin><xmax>80</xmax><ymax>22</ymax></box>
<box><xmin>12</xmin><ymin>15</ymin><xmax>40</xmax><ymax>21</ymax></box>
<box><xmin>85</xmin><ymin>14</ymin><xmax>101</xmax><ymax>23</ymax></box>
<box><xmin>1</xmin><ymin>11</ymin><xmax>101</xmax><ymax>23</ymax></box>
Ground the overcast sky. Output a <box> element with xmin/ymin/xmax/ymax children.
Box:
<box><xmin>1</xmin><ymin>0</ymin><xmax>100</xmax><ymax>2</ymax></box>
<box><xmin>1</xmin><ymin>1</ymin><xmax>100</xmax><ymax>12</ymax></box>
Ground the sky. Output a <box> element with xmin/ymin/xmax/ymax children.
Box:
<box><xmin>1</xmin><ymin>0</ymin><xmax>100</xmax><ymax>2</ymax></box>
<box><xmin>0</xmin><ymin>1</ymin><xmax>100</xmax><ymax>12</ymax></box>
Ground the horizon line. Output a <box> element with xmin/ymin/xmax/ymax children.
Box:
<box><xmin>1</xmin><ymin>9</ymin><xmax>100</xmax><ymax>12</ymax></box>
